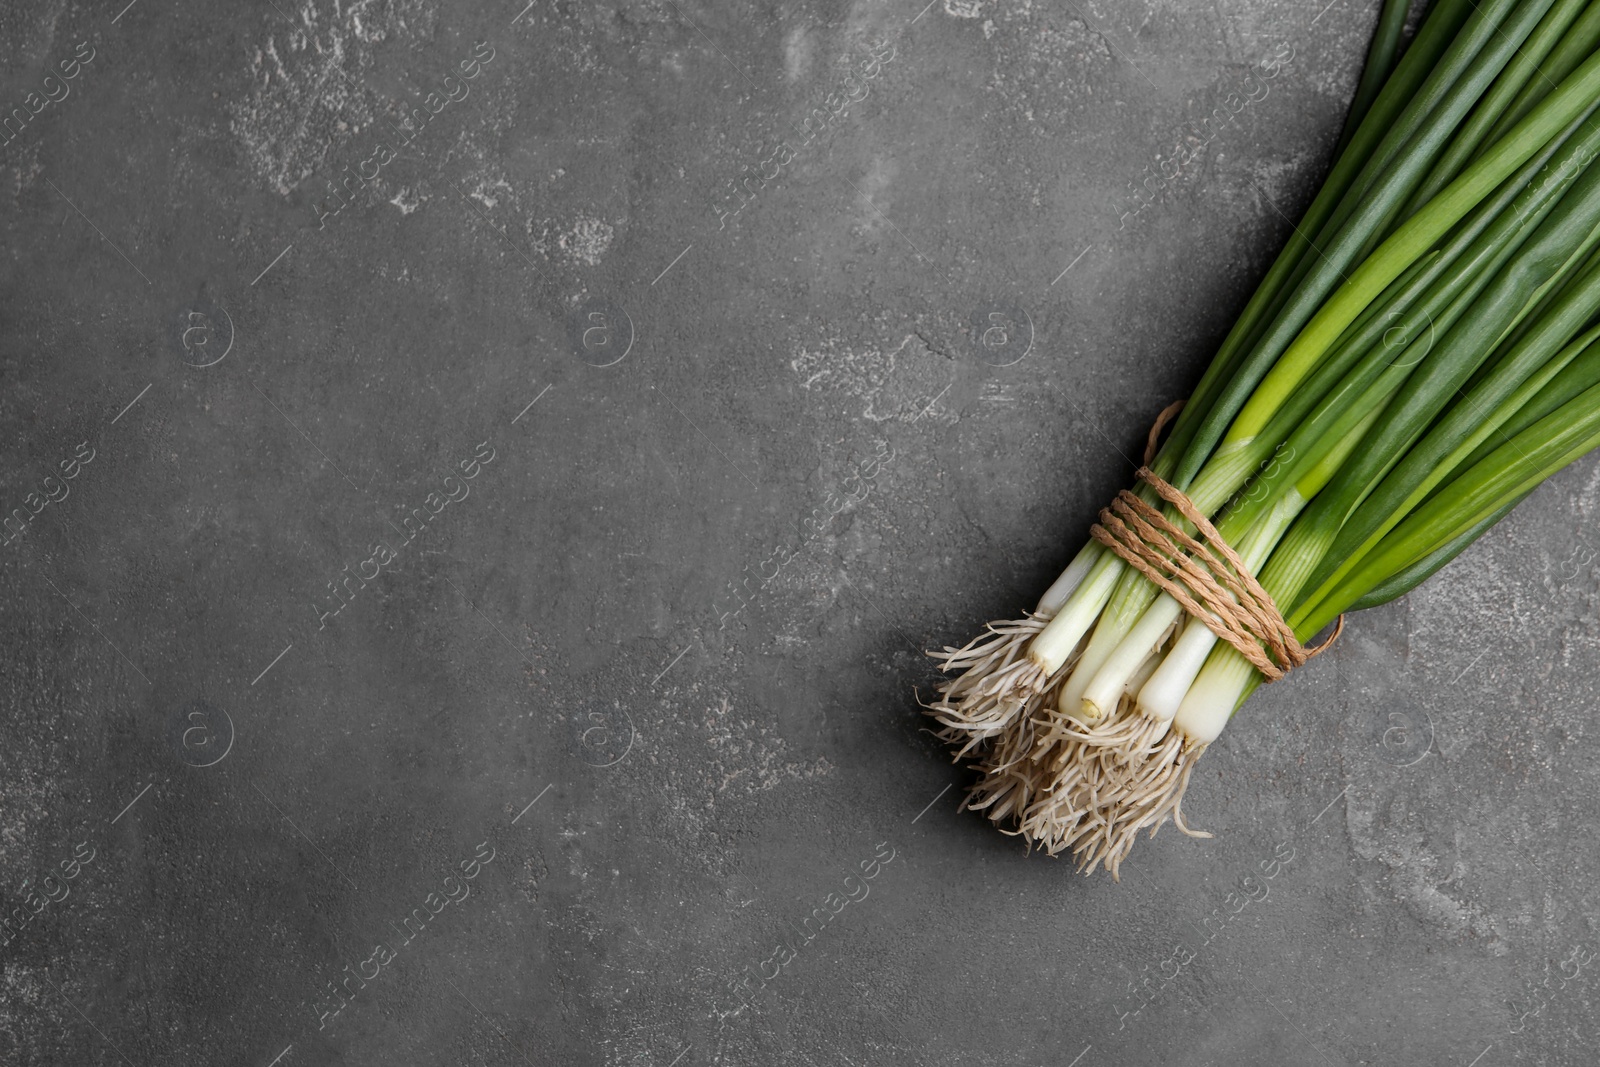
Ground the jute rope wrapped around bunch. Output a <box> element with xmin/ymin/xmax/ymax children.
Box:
<box><xmin>1093</xmin><ymin>399</ymin><xmax>1340</xmax><ymax>683</ymax></box>
<box><xmin>1092</xmin><ymin>473</ymin><xmax>1306</xmax><ymax>678</ymax></box>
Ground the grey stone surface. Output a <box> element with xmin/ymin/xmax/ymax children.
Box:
<box><xmin>2</xmin><ymin>0</ymin><xmax>1596</xmax><ymax>1065</ymax></box>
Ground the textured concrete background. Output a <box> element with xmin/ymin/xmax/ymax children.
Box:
<box><xmin>3</xmin><ymin>0</ymin><xmax>1599</xmax><ymax>1064</ymax></box>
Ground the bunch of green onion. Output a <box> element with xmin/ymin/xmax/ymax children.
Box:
<box><xmin>929</xmin><ymin>0</ymin><xmax>1600</xmax><ymax>878</ymax></box>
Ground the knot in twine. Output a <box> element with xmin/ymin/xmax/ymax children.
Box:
<box><xmin>1089</xmin><ymin>399</ymin><xmax>1342</xmax><ymax>683</ymax></box>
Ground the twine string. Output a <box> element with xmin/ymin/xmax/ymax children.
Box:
<box><xmin>1091</xmin><ymin>401</ymin><xmax>1343</xmax><ymax>683</ymax></box>
<box><xmin>1143</xmin><ymin>398</ymin><xmax>1186</xmax><ymax>467</ymax></box>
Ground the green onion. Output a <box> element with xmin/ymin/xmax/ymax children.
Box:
<box><xmin>927</xmin><ymin>0</ymin><xmax>1600</xmax><ymax>878</ymax></box>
